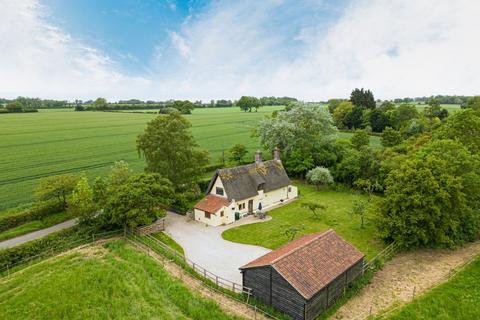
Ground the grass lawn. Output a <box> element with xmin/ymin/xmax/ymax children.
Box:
<box><xmin>0</xmin><ymin>240</ymin><xmax>239</xmax><ymax>320</ymax></box>
<box><xmin>384</xmin><ymin>256</ymin><xmax>480</xmax><ymax>320</ymax></box>
<box><xmin>0</xmin><ymin>210</ymin><xmax>75</xmax><ymax>242</ymax></box>
<box><xmin>151</xmin><ymin>231</ymin><xmax>185</xmax><ymax>255</ymax></box>
<box><xmin>222</xmin><ymin>182</ymin><xmax>385</xmax><ymax>260</ymax></box>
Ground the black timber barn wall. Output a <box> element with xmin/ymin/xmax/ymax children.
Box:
<box><xmin>242</xmin><ymin>258</ymin><xmax>364</xmax><ymax>320</ymax></box>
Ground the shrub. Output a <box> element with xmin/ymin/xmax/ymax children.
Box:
<box><xmin>0</xmin><ymin>201</ymin><xmax>64</xmax><ymax>232</ymax></box>
<box><xmin>306</xmin><ymin>167</ymin><xmax>334</xmax><ymax>190</ymax></box>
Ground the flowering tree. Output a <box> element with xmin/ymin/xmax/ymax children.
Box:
<box><xmin>306</xmin><ymin>166</ymin><xmax>334</xmax><ymax>190</ymax></box>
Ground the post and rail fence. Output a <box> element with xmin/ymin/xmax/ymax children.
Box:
<box><xmin>363</xmin><ymin>241</ymin><xmax>398</xmax><ymax>272</ymax></box>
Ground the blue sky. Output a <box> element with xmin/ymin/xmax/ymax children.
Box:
<box><xmin>1</xmin><ymin>0</ymin><xmax>479</xmax><ymax>100</ymax></box>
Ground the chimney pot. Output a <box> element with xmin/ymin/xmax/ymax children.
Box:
<box><xmin>274</xmin><ymin>147</ymin><xmax>281</xmax><ymax>162</ymax></box>
<box><xmin>255</xmin><ymin>150</ymin><xmax>263</xmax><ymax>164</ymax></box>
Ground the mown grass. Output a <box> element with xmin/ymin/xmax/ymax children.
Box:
<box><xmin>0</xmin><ymin>240</ymin><xmax>240</xmax><ymax>320</ymax></box>
<box><xmin>222</xmin><ymin>182</ymin><xmax>385</xmax><ymax>260</ymax></box>
<box><xmin>151</xmin><ymin>231</ymin><xmax>185</xmax><ymax>255</ymax></box>
<box><xmin>0</xmin><ymin>210</ymin><xmax>75</xmax><ymax>242</ymax></box>
<box><xmin>381</xmin><ymin>256</ymin><xmax>480</xmax><ymax>320</ymax></box>
<box><xmin>0</xmin><ymin>106</ymin><xmax>373</xmax><ymax>209</ymax></box>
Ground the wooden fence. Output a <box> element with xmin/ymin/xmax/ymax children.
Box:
<box><xmin>363</xmin><ymin>241</ymin><xmax>398</xmax><ymax>272</ymax></box>
<box><xmin>129</xmin><ymin>232</ymin><xmax>252</xmax><ymax>295</ymax></box>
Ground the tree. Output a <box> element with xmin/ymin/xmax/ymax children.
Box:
<box><xmin>237</xmin><ymin>96</ymin><xmax>260</xmax><ymax>112</ymax></box>
<box><xmin>94</xmin><ymin>97</ymin><xmax>108</xmax><ymax>110</ymax></box>
<box><xmin>5</xmin><ymin>101</ymin><xmax>23</xmax><ymax>112</ymax></box>
<box><xmin>107</xmin><ymin>161</ymin><xmax>131</xmax><ymax>188</ymax></box>
<box><xmin>392</xmin><ymin>104</ymin><xmax>419</xmax><ymax>128</ymax></box>
<box><xmin>171</xmin><ymin>100</ymin><xmax>195</xmax><ymax>114</ymax></box>
<box><xmin>69</xmin><ymin>175</ymin><xmax>97</xmax><ymax>224</ymax></box>
<box><xmin>35</xmin><ymin>174</ymin><xmax>79</xmax><ymax>209</ymax></box>
<box><xmin>351</xmin><ymin>199</ymin><xmax>367</xmax><ymax>228</ymax></box>
<box><xmin>103</xmin><ymin>173</ymin><xmax>175</xmax><ymax>236</ymax></box>
<box><xmin>306</xmin><ymin>167</ymin><xmax>334</xmax><ymax>190</ymax></box>
<box><xmin>377</xmin><ymin>139</ymin><xmax>480</xmax><ymax>248</ymax></box>
<box><xmin>333</xmin><ymin>101</ymin><xmax>353</xmax><ymax>129</ymax></box>
<box><xmin>301</xmin><ymin>202</ymin><xmax>326</xmax><ymax>219</ymax></box>
<box><xmin>228</xmin><ymin>144</ymin><xmax>248</xmax><ymax>165</ymax></box>
<box><xmin>344</xmin><ymin>106</ymin><xmax>364</xmax><ymax>129</ymax></box>
<box><xmin>92</xmin><ymin>176</ymin><xmax>108</xmax><ymax>207</ymax></box>
<box><xmin>370</xmin><ymin>109</ymin><xmax>390</xmax><ymax>132</ymax></box>
<box><xmin>285</xmin><ymin>149</ymin><xmax>314</xmax><ymax>177</ymax></box>
<box><xmin>381</xmin><ymin>127</ymin><xmax>403</xmax><ymax>147</ymax></box>
<box><xmin>327</xmin><ymin>99</ymin><xmax>344</xmax><ymax>114</ymax></box>
<box><xmin>256</xmin><ymin>104</ymin><xmax>337</xmax><ymax>157</ymax></box>
<box><xmin>350</xmin><ymin>88</ymin><xmax>375</xmax><ymax>109</ymax></box>
<box><xmin>350</xmin><ymin>129</ymin><xmax>370</xmax><ymax>149</ymax></box>
<box><xmin>424</xmin><ymin>98</ymin><xmax>448</xmax><ymax>120</ymax></box>
<box><xmin>464</xmin><ymin>96</ymin><xmax>480</xmax><ymax>109</ymax></box>
<box><xmin>137</xmin><ymin>113</ymin><xmax>209</xmax><ymax>192</ymax></box>
<box><xmin>284</xmin><ymin>224</ymin><xmax>305</xmax><ymax>241</ymax></box>
<box><xmin>433</xmin><ymin>108</ymin><xmax>480</xmax><ymax>154</ymax></box>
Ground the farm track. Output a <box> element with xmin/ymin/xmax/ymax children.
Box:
<box><xmin>331</xmin><ymin>240</ymin><xmax>480</xmax><ymax>320</ymax></box>
<box><xmin>129</xmin><ymin>240</ymin><xmax>267</xmax><ymax>320</ymax></box>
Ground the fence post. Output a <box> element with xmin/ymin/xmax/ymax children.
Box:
<box><xmin>254</xmin><ymin>306</ymin><xmax>257</xmax><ymax>320</ymax></box>
<box><xmin>412</xmin><ymin>286</ymin><xmax>416</xmax><ymax>299</ymax></box>
<box><xmin>216</xmin><ymin>275</ymin><xmax>218</xmax><ymax>286</ymax></box>
<box><xmin>233</xmin><ymin>283</ymin><xmax>236</xmax><ymax>292</ymax></box>
<box><xmin>369</xmin><ymin>306</ymin><xmax>372</xmax><ymax>316</ymax></box>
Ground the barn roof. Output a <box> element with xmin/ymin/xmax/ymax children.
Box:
<box><xmin>194</xmin><ymin>194</ymin><xmax>231</xmax><ymax>214</ymax></box>
<box><xmin>240</xmin><ymin>230</ymin><xmax>365</xmax><ymax>300</ymax></box>
<box><xmin>206</xmin><ymin>160</ymin><xmax>291</xmax><ymax>201</ymax></box>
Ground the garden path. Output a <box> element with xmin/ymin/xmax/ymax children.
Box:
<box><xmin>331</xmin><ymin>240</ymin><xmax>480</xmax><ymax>319</ymax></box>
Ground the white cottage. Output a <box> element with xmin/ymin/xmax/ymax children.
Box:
<box><xmin>194</xmin><ymin>149</ymin><xmax>298</xmax><ymax>226</ymax></box>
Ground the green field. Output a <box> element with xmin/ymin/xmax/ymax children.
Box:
<box><xmin>222</xmin><ymin>182</ymin><xmax>385</xmax><ymax>260</ymax></box>
<box><xmin>0</xmin><ymin>240</ymin><xmax>238</xmax><ymax>320</ymax></box>
<box><xmin>383</xmin><ymin>256</ymin><xmax>480</xmax><ymax>319</ymax></box>
<box><xmin>0</xmin><ymin>106</ymin><xmax>377</xmax><ymax>210</ymax></box>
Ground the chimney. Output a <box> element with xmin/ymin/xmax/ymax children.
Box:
<box><xmin>255</xmin><ymin>150</ymin><xmax>263</xmax><ymax>164</ymax></box>
<box><xmin>273</xmin><ymin>147</ymin><xmax>281</xmax><ymax>162</ymax></box>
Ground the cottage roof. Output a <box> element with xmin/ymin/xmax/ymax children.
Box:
<box><xmin>207</xmin><ymin>160</ymin><xmax>291</xmax><ymax>201</ymax></box>
<box><xmin>240</xmin><ymin>230</ymin><xmax>365</xmax><ymax>300</ymax></box>
<box><xmin>194</xmin><ymin>194</ymin><xmax>231</xmax><ymax>214</ymax></box>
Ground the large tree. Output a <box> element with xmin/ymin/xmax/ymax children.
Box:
<box><xmin>103</xmin><ymin>173</ymin><xmax>175</xmax><ymax>236</ymax></box>
<box><xmin>35</xmin><ymin>174</ymin><xmax>79</xmax><ymax>209</ymax></box>
<box><xmin>171</xmin><ymin>100</ymin><xmax>195</xmax><ymax>114</ymax></box>
<box><xmin>256</xmin><ymin>104</ymin><xmax>337</xmax><ymax>157</ymax></box>
<box><xmin>137</xmin><ymin>112</ymin><xmax>209</xmax><ymax>191</ymax></box>
<box><xmin>237</xmin><ymin>96</ymin><xmax>261</xmax><ymax>112</ymax></box>
<box><xmin>377</xmin><ymin>139</ymin><xmax>480</xmax><ymax>248</ymax></box>
<box><xmin>228</xmin><ymin>144</ymin><xmax>248</xmax><ymax>165</ymax></box>
<box><xmin>69</xmin><ymin>175</ymin><xmax>97</xmax><ymax>224</ymax></box>
<box><xmin>350</xmin><ymin>88</ymin><xmax>375</xmax><ymax>109</ymax></box>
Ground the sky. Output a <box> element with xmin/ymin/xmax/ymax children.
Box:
<box><xmin>1</xmin><ymin>0</ymin><xmax>479</xmax><ymax>101</ymax></box>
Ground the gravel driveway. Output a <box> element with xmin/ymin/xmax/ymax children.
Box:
<box><xmin>164</xmin><ymin>212</ymin><xmax>271</xmax><ymax>284</ymax></box>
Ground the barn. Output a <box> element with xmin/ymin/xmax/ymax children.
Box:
<box><xmin>240</xmin><ymin>230</ymin><xmax>364</xmax><ymax>320</ymax></box>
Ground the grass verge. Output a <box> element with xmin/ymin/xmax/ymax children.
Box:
<box><xmin>151</xmin><ymin>231</ymin><xmax>185</xmax><ymax>255</ymax></box>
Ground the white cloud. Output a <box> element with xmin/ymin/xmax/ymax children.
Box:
<box><xmin>0</xmin><ymin>0</ymin><xmax>150</xmax><ymax>100</ymax></box>
<box><xmin>154</xmin><ymin>0</ymin><xmax>480</xmax><ymax>100</ymax></box>
<box><xmin>1</xmin><ymin>0</ymin><xmax>479</xmax><ymax>100</ymax></box>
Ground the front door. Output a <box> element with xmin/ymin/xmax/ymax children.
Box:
<box><xmin>248</xmin><ymin>200</ymin><xmax>253</xmax><ymax>214</ymax></box>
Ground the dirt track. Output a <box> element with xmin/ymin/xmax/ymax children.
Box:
<box><xmin>331</xmin><ymin>241</ymin><xmax>480</xmax><ymax>319</ymax></box>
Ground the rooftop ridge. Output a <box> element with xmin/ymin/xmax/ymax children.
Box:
<box><xmin>269</xmin><ymin>229</ymin><xmax>334</xmax><ymax>266</ymax></box>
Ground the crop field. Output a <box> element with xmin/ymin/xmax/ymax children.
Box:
<box><xmin>0</xmin><ymin>106</ymin><xmax>377</xmax><ymax>210</ymax></box>
<box><xmin>0</xmin><ymin>241</ymin><xmax>237</xmax><ymax>320</ymax></box>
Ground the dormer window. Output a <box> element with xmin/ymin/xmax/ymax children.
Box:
<box><xmin>216</xmin><ymin>187</ymin><xmax>224</xmax><ymax>196</ymax></box>
<box><xmin>257</xmin><ymin>183</ymin><xmax>265</xmax><ymax>191</ymax></box>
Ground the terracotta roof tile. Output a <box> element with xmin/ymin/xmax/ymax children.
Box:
<box><xmin>240</xmin><ymin>230</ymin><xmax>364</xmax><ymax>299</ymax></box>
<box><xmin>194</xmin><ymin>194</ymin><xmax>231</xmax><ymax>214</ymax></box>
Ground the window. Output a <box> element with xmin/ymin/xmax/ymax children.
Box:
<box><xmin>238</xmin><ymin>203</ymin><xmax>246</xmax><ymax>210</ymax></box>
<box><xmin>220</xmin><ymin>211</ymin><xmax>224</xmax><ymax>217</ymax></box>
<box><xmin>216</xmin><ymin>187</ymin><xmax>224</xmax><ymax>196</ymax></box>
<box><xmin>288</xmin><ymin>187</ymin><xmax>291</xmax><ymax>192</ymax></box>
<box><xmin>257</xmin><ymin>183</ymin><xmax>265</xmax><ymax>191</ymax></box>
<box><xmin>204</xmin><ymin>212</ymin><xmax>211</xmax><ymax>219</ymax></box>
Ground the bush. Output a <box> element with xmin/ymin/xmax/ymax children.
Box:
<box><xmin>0</xmin><ymin>201</ymin><xmax>64</xmax><ymax>232</ymax></box>
<box><xmin>197</xmin><ymin>178</ymin><xmax>211</xmax><ymax>193</ymax></box>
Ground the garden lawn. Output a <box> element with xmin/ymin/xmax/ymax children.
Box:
<box><xmin>0</xmin><ymin>240</ymin><xmax>239</xmax><ymax>320</ymax></box>
<box><xmin>0</xmin><ymin>210</ymin><xmax>75</xmax><ymax>242</ymax></box>
<box><xmin>222</xmin><ymin>182</ymin><xmax>385</xmax><ymax>260</ymax></box>
<box><xmin>384</xmin><ymin>256</ymin><xmax>480</xmax><ymax>320</ymax></box>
